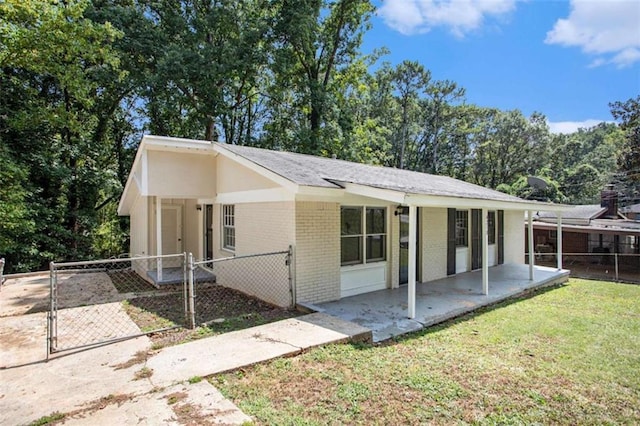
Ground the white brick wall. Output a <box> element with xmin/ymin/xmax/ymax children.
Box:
<box><xmin>210</xmin><ymin>201</ymin><xmax>295</xmax><ymax>307</ymax></box>
<box><xmin>295</xmin><ymin>201</ymin><xmax>340</xmax><ymax>304</ymax></box>
<box><xmin>235</xmin><ymin>201</ymin><xmax>295</xmax><ymax>255</ymax></box>
<box><xmin>504</xmin><ymin>210</ymin><xmax>525</xmax><ymax>264</ymax></box>
<box><xmin>421</xmin><ymin>207</ymin><xmax>449</xmax><ymax>282</ymax></box>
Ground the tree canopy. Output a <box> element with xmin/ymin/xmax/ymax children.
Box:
<box><xmin>0</xmin><ymin>0</ymin><xmax>635</xmax><ymax>272</ymax></box>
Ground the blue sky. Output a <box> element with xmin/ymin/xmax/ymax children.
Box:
<box><xmin>363</xmin><ymin>0</ymin><xmax>640</xmax><ymax>133</ymax></box>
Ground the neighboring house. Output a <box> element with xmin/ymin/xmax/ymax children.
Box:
<box><xmin>528</xmin><ymin>188</ymin><xmax>640</xmax><ymax>257</ymax></box>
<box><xmin>621</xmin><ymin>203</ymin><xmax>640</xmax><ymax>221</ymax></box>
<box><xmin>118</xmin><ymin>136</ymin><xmax>568</xmax><ymax>318</ymax></box>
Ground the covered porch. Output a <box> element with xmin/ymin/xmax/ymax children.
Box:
<box><xmin>317</xmin><ymin>263</ymin><xmax>569</xmax><ymax>342</ymax></box>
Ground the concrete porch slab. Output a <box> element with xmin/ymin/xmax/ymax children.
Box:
<box><xmin>146</xmin><ymin>267</ymin><xmax>215</xmax><ymax>286</ymax></box>
<box><xmin>317</xmin><ymin>263</ymin><xmax>569</xmax><ymax>342</ymax></box>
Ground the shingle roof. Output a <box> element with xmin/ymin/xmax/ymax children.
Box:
<box><xmin>216</xmin><ymin>143</ymin><xmax>527</xmax><ymax>203</ymax></box>
<box><xmin>536</xmin><ymin>204</ymin><xmax>606</xmax><ymax>220</ymax></box>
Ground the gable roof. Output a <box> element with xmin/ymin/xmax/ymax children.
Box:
<box><xmin>119</xmin><ymin>135</ymin><xmax>569</xmax><ymax>214</ymax></box>
<box><xmin>216</xmin><ymin>143</ymin><xmax>536</xmax><ymax>206</ymax></box>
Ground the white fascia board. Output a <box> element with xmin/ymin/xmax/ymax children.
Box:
<box><xmin>215</xmin><ymin>188</ymin><xmax>294</xmax><ymax>204</ymax></box>
<box><xmin>295</xmin><ymin>185</ymin><xmax>345</xmax><ymax>202</ymax></box>
<box><xmin>118</xmin><ymin>139</ymin><xmax>148</xmax><ymax>215</ymax></box>
<box><xmin>213</xmin><ymin>144</ymin><xmax>299</xmax><ymax>193</ymax></box>
<box><xmin>341</xmin><ymin>183</ymin><xmax>406</xmax><ymax>204</ymax></box>
<box><xmin>143</xmin><ymin>135</ymin><xmax>216</xmax><ymax>153</ymax></box>
<box><xmin>117</xmin><ymin>176</ymin><xmax>140</xmax><ymax>215</ymax></box>
<box><xmin>404</xmin><ymin>193</ymin><xmax>571</xmax><ymax>211</ymax></box>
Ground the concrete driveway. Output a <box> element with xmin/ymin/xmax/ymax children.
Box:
<box><xmin>1</xmin><ymin>275</ymin><xmax>369</xmax><ymax>425</ymax></box>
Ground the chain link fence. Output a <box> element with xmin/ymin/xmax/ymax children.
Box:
<box><xmin>527</xmin><ymin>252</ymin><xmax>640</xmax><ymax>284</ymax></box>
<box><xmin>191</xmin><ymin>248</ymin><xmax>293</xmax><ymax>326</ymax></box>
<box><xmin>48</xmin><ymin>254</ymin><xmax>187</xmax><ymax>354</ymax></box>
<box><xmin>48</xmin><ymin>248</ymin><xmax>294</xmax><ymax>355</ymax></box>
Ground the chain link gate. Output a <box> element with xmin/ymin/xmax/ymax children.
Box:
<box><xmin>48</xmin><ymin>254</ymin><xmax>189</xmax><ymax>355</ymax></box>
<box><xmin>47</xmin><ymin>248</ymin><xmax>294</xmax><ymax>356</ymax></box>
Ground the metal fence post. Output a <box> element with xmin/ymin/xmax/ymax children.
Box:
<box><xmin>48</xmin><ymin>261</ymin><xmax>57</xmax><ymax>358</ymax></box>
<box><xmin>182</xmin><ymin>252</ymin><xmax>188</xmax><ymax>321</ymax></box>
<box><xmin>188</xmin><ymin>253</ymin><xmax>196</xmax><ymax>329</ymax></box>
<box><xmin>287</xmin><ymin>245</ymin><xmax>295</xmax><ymax>309</ymax></box>
<box><xmin>615</xmin><ymin>253</ymin><xmax>619</xmax><ymax>282</ymax></box>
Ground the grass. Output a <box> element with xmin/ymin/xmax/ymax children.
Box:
<box><xmin>214</xmin><ymin>279</ymin><xmax>640</xmax><ymax>425</ymax></box>
<box><xmin>28</xmin><ymin>412</ymin><xmax>65</xmax><ymax>426</ymax></box>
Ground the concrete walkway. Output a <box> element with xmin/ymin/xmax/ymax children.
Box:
<box><xmin>0</xmin><ymin>312</ymin><xmax>369</xmax><ymax>425</ymax></box>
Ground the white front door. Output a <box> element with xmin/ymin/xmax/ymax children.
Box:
<box><xmin>161</xmin><ymin>205</ymin><xmax>182</xmax><ymax>254</ymax></box>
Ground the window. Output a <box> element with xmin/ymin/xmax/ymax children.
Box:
<box><xmin>222</xmin><ymin>204</ymin><xmax>235</xmax><ymax>251</ymax></box>
<box><xmin>487</xmin><ymin>211</ymin><xmax>496</xmax><ymax>245</ymax></box>
<box><xmin>455</xmin><ymin>210</ymin><xmax>468</xmax><ymax>247</ymax></box>
<box><xmin>366</xmin><ymin>208</ymin><xmax>386</xmax><ymax>262</ymax></box>
<box><xmin>341</xmin><ymin>206</ymin><xmax>387</xmax><ymax>266</ymax></box>
<box><xmin>341</xmin><ymin>207</ymin><xmax>362</xmax><ymax>265</ymax></box>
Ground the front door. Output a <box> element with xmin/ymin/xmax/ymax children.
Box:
<box><xmin>161</xmin><ymin>205</ymin><xmax>182</xmax><ymax>254</ymax></box>
<box><xmin>204</xmin><ymin>204</ymin><xmax>213</xmax><ymax>260</ymax></box>
<box><xmin>399</xmin><ymin>207</ymin><xmax>420</xmax><ymax>285</ymax></box>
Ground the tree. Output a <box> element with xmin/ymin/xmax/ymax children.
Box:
<box><xmin>610</xmin><ymin>96</ymin><xmax>640</xmax><ymax>205</ymax></box>
<box><xmin>0</xmin><ymin>0</ymin><xmax>122</xmax><ymax>267</ymax></box>
<box><xmin>270</xmin><ymin>0</ymin><xmax>374</xmax><ymax>155</ymax></box>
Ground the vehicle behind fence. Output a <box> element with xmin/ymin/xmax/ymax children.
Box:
<box><xmin>47</xmin><ymin>248</ymin><xmax>292</xmax><ymax>356</ymax></box>
<box><xmin>526</xmin><ymin>252</ymin><xmax>640</xmax><ymax>283</ymax></box>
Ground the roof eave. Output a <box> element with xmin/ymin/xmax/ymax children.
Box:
<box><xmin>337</xmin><ymin>182</ymin><xmax>569</xmax><ymax>211</ymax></box>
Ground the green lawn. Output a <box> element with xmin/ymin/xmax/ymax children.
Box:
<box><xmin>213</xmin><ymin>279</ymin><xmax>640</xmax><ymax>425</ymax></box>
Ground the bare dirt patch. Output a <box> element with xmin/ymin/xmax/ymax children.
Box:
<box><xmin>129</xmin><ymin>284</ymin><xmax>301</xmax><ymax>349</ymax></box>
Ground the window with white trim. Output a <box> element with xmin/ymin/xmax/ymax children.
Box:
<box><xmin>222</xmin><ymin>204</ymin><xmax>235</xmax><ymax>251</ymax></box>
<box><xmin>455</xmin><ymin>210</ymin><xmax>468</xmax><ymax>247</ymax></box>
<box><xmin>341</xmin><ymin>206</ymin><xmax>387</xmax><ymax>266</ymax></box>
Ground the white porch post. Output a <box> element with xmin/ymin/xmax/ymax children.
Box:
<box><xmin>557</xmin><ymin>212</ymin><xmax>563</xmax><ymax>270</ymax></box>
<box><xmin>408</xmin><ymin>204</ymin><xmax>417</xmax><ymax>319</ymax></box>
<box><xmin>156</xmin><ymin>196</ymin><xmax>163</xmax><ymax>281</ymax></box>
<box><xmin>482</xmin><ymin>208</ymin><xmax>489</xmax><ymax>295</ymax></box>
<box><xmin>528</xmin><ymin>210</ymin><xmax>535</xmax><ymax>280</ymax></box>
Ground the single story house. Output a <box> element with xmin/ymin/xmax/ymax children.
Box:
<box><xmin>528</xmin><ymin>188</ymin><xmax>640</xmax><ymax>257</ymax></box>
<box><xmin>118</xmin><ymin>136</ymin><xmax>570</xmax><ymax>318</ymax></box>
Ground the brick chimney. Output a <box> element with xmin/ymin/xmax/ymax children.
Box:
<box><xmin>600</xmin><ymin>184</ymin><xmax>618</xmax><ymax>219</ymax></box>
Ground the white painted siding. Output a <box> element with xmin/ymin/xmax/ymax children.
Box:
<box><xmin>504</xmin><ymin>210</ymin><xmax>525</xmax><ymax>264</ymax></box>
<box><xmin>217</xmin><ymin>155</ymin><xmax>278</xmax><ymax>193</ymax></box>
<box><xmin>421</xmin><ymin>207</ymin><xmax>448</xmax><ymax>282</ymax></box>
<box><xmin>341</xmin><ymin>264</ymin><xmax>387</xmax><ymax>297</ymax></box>
<box><xmin>147</xmin><ymin>151</ymin><xmax>215</xmax><ymax>197</ymax></box>
<box><xmin>129</xmin><ymin>195</ymin><xmax>149</xmax><ymax>257</ymax></box>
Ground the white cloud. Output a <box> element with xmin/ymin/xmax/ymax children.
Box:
<box><xmin>547</xmin><ymin>119</ymin><xmax>608</xmax><ymax>134</ymax></box>
<box><xmin>378</xmin><ymin>0</ymin><xmax>516</xmax><ymax>37</ymax></box>
<box><xmin>545</xmin><ymin>0</ymin><xmax>640</xmax><ymax>68</ymax></box>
